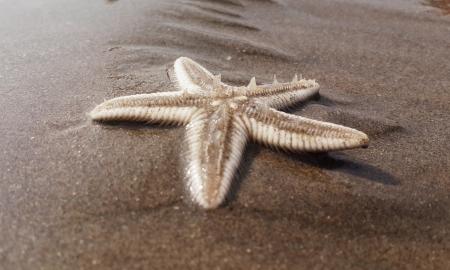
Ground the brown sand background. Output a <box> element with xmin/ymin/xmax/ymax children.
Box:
<box><xmin>1</xmin><ymin>0</ymin><xmax>450</xmax><ymax>269</ymax></box>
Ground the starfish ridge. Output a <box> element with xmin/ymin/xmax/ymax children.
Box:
<box><xmin>90</xmin><ymin>57</ymin><xmax>369</xmax><ymax>209</ymax></box>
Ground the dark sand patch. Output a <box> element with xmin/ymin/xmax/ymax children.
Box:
<box><xmin>423</xmin><ymin>0</ymin><xmax>450</xmax><ymax>14</ymax></box>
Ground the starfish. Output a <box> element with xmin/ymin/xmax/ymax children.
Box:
<box><xmin>90</xmin><ymin>57</ymin><xmax>369</xmax><ymax>209</ymax></box>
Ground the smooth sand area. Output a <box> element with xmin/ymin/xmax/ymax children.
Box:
<box><xmin>1</xmin><ymin>0</ymin><xmax>449</xmax><ymax>269</ymax></box>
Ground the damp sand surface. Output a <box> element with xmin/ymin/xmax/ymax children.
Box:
<box><xmin>1</xmin><ymin>0</ymin><xmax>450</xmax><ymax>269</ymax></box>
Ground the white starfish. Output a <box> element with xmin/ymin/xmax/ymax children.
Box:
<box><xmin>90</xmin><ymin>57</ymin><xmax>369</xmax><ymax>209</ymax></box>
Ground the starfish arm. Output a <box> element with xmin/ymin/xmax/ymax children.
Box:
<box><xmin>241</xmin><ymin>78</ymin><xmax>320</xmax><ymax>109</ymax></box>
<box><xmin>90</xmin><ymin>91</ymin><xmax>205</xmax><ymax>125</ymax></box>
<box><xmin>242</xmin><ymin>105</ymin><xmax>369</xmax><ymax>152</ymax></box>
<box><xmin>172</xmin><ymin>57</ymin><xmax>219</xmax><ymax>92</ymax></box>
<box><xmin>184</xmin><ymin>106</ymin><xmax>248</xmax><ymax>209</ymax></box>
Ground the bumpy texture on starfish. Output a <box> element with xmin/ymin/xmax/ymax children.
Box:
<box><xmin>90</xmin><ymin>57</ymin><xmax>369</xmax><ymax>209</ymax></box>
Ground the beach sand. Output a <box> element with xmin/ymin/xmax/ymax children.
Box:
<box><xmin>1</xmin><ymin>0</ymin><xmax>449</xmax><ymax>269</ymax></box>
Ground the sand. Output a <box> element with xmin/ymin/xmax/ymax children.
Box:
<box><xmin>1</xmin><ymin>0</ymin><xmax>449</xmax><ymax>269</ymax></box>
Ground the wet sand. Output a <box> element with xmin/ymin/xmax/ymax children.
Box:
<box><xmin>1</xmin><ymin>0</ymin><xmax>449</xmax><ymax>269</ymax></box>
